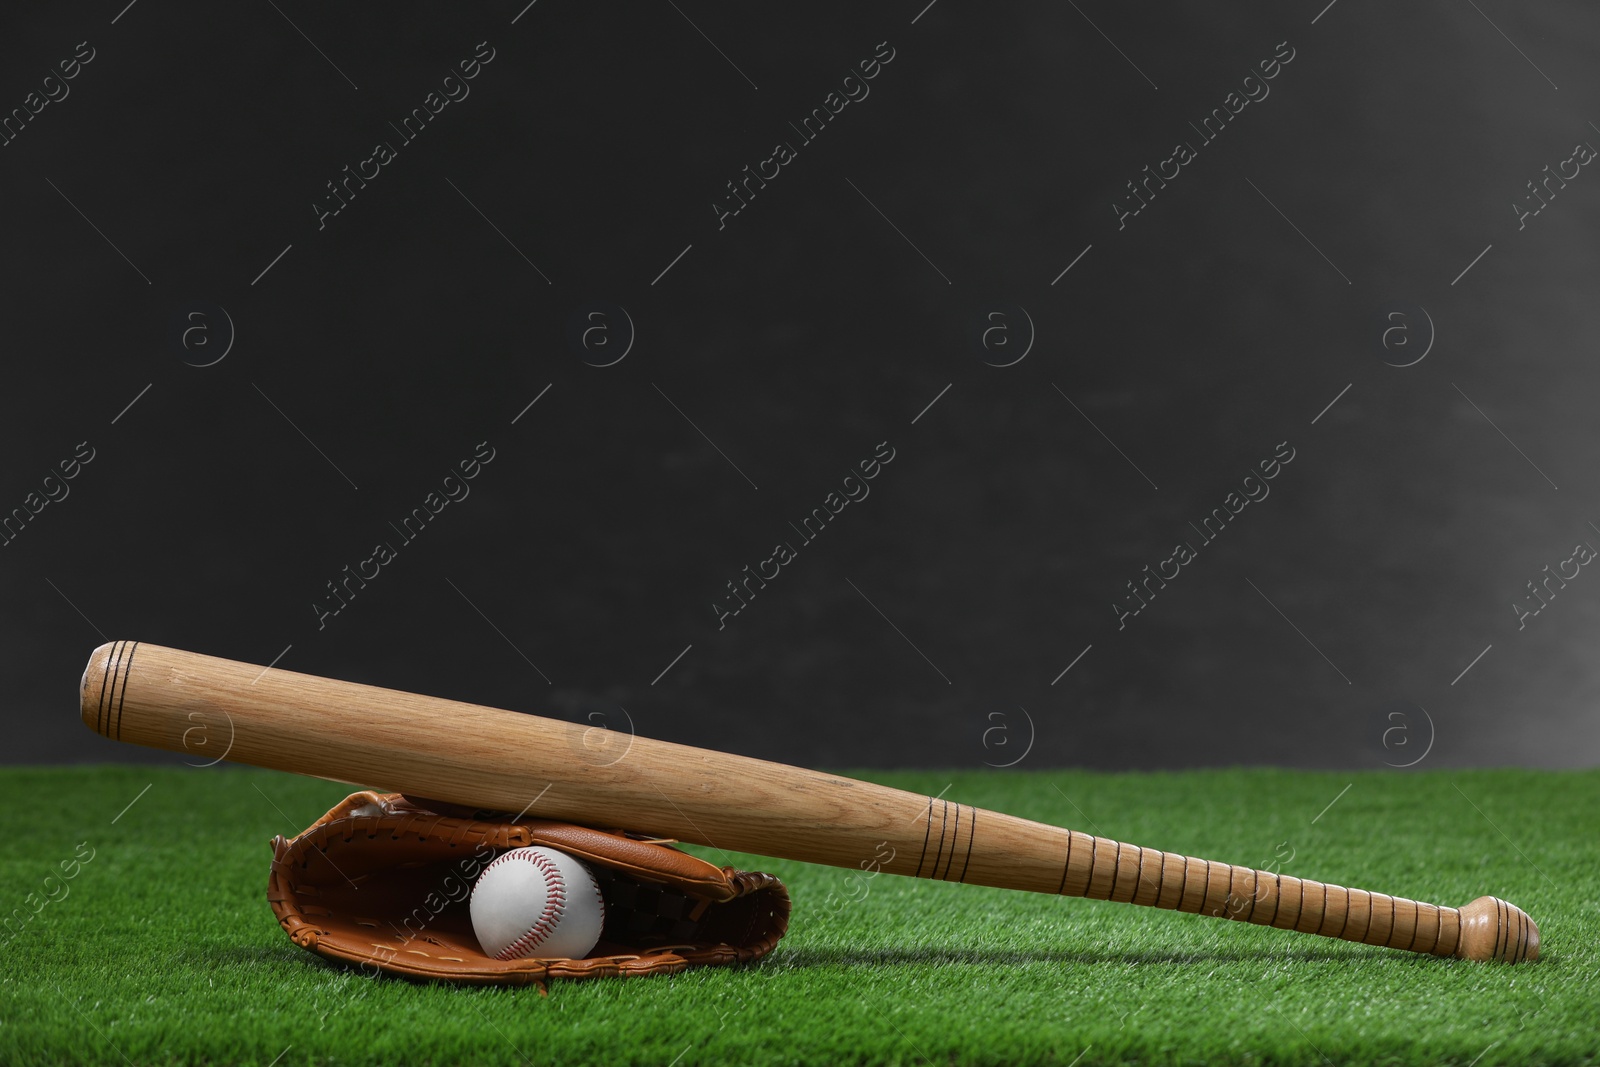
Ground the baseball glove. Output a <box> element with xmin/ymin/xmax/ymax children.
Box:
<box><xmin>268</xmin><ymin>791</ymin><xmax>791</xmax><ymax>985</ymax></box>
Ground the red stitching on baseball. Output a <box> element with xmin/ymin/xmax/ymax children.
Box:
<box><xmin>487</xmin><ymin>850</ymin><xmax>569</xmax><ymax>961</ymax></box>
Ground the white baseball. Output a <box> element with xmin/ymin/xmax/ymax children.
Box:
<box><xmin>470</xmin><ymin>846</ymin><xmax>606</xmax><ymax>960</ymax></box>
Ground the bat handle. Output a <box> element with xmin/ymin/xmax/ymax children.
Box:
<box><xmin>1067</xmin><ymin>835</ymin><xmax>1539</xmax><ymax>962</ymax></box>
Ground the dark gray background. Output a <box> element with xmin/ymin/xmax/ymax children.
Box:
<box><xmin>3</xmin><ymin>2</ymin><xmax>1596</xmax><ymax>770</ymax></box>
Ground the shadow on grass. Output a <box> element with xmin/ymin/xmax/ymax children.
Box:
<box><xmin>217</xmin><ymin>940</ymin><xmax>1538</xmax><ymax>984</ymax></box>
<box><xmin>773</xmin><ymin>944</ymin><xmax>1421</xmax><ymax>968</ymax></box>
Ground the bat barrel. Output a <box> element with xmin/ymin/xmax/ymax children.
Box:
<box><xmin>79</xmin><ymin>642</ymin><xmax>1071</xmax><ymax>889</ymax></box>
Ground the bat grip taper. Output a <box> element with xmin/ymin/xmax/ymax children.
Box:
<box><xmin>1054</xmin><ymin>830</ymin><xmax>1538</xmax><ymax>962</ymax></box>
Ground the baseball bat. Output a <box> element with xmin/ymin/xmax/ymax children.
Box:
<box><xmin>81</xmin><ymin>641</ymin><xmax>1538</xmax><ymax>962</ymax></box>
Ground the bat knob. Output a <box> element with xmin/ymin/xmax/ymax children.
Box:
<box><xmin>1454</xmin><ymin>896</ymin><xmax>1539</xmax><ymax>962</ymax></box>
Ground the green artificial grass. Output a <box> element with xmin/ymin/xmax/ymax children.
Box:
<box><xmin>0</xmin><ymin>766</ymin><xmax>1594</xmax><ymax>1066</ymax></box>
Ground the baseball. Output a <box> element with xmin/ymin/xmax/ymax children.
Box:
<box><xmin>470</xmin><ymin>846</ymin><xmax>606</xmax><ymax>960</ymax></box>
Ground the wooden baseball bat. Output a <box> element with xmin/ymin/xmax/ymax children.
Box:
<box><xmin>81</xmin><ymin>641</ymin><xmax>1538</xmax><ymax>962</ymax></box>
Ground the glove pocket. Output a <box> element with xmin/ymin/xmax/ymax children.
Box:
<box><xmin>268</xmin><ymin>792</ymin><xmax>790</xmax><ymax>984</ymax></box>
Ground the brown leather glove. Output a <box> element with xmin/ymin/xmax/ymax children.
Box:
<box><xmin>268</xmin><ymin>791</ymin><xmax>790</xmax><ymax>985</ymax></box>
